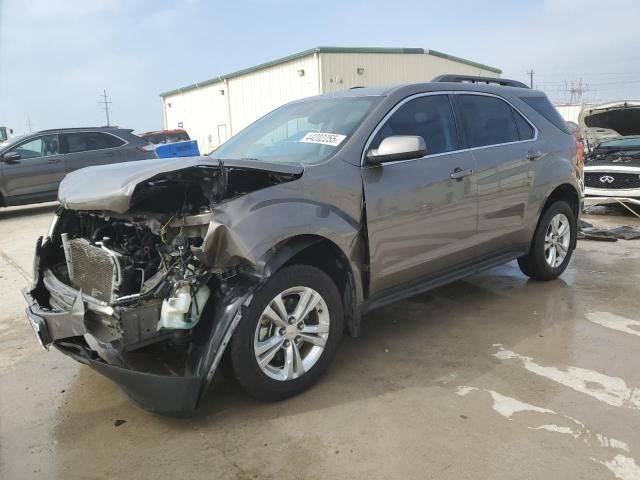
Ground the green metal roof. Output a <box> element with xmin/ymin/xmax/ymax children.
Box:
<box><xmin>159</xmin><ymin>46</ymin><xmax>501</xmax><ymax>97</ymax></box>
<box><xmin>426</xmin><ymin>49</ymin><xmax>501</xmax><ymax>75</ymax></box>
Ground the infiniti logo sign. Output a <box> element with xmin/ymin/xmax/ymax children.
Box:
<box><xmin>599</xmin><ymin>175</ymin><xmax>615</xmax><ymax>184</ymax></box>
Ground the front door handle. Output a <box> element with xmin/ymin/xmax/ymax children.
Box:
<box><xmin>526</xmin><ymin>150</ymin><xmax>542</xmax><ymax>161</ymax></box>
<box><xmin>47</xmin><ymin>158</ymin><xmax>61</xmax><ymax>164</ymax></box>
<box><xmin>450</xmin><ymin>167</ymin><xmax>473</xmax><ymax>181</ymax></box>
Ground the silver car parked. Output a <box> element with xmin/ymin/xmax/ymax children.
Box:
<box><xmin>23</xmin><ymin>76</ymin><xmax>581</xmax><ymax>415</ymax></box>
<box><xmin>0</xmin><ymin>127</ymin><xmax>157</xmax><ymax>207</ymax></box>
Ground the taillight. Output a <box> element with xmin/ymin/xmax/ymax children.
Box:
<box><xmin>576</xmin><ymin>141</ymin><xmax>585</xmax><ymax>165</ymax></box>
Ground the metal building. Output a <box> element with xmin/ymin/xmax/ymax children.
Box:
<box><xmin>160</xmin><ymin>46</ymin><xmax>501</xmax><ymax>154</ymax></box>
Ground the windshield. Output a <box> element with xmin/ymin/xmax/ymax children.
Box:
<box><xmin>211</xmin><ymin>96</ymin><xmax>380</xmax><ymax>165</ymax></box>
<box><xmin>597</xmin><ymin>137</ymin><xmax>640</xmax><ymax>149</ymax></box>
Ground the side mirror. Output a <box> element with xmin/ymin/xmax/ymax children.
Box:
<box><xmin>366</xmin><ymin>135</ymin><xmax>426</xmax><ymax>164</ymax></box>
<box><xmin>2</xmin><ymin>151</ymin><xmax>21</xmax><ymax>163</ymax></box>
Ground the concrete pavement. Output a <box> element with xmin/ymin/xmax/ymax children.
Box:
<box><xmin>1</xmin><ymin>203</ymin><xmax>639</xmax><ymax>480</ymax></box>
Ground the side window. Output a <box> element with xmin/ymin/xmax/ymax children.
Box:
<box><xmin>513</xmin><ymin>108</ymin><xmax>535</xmax><ymax>140</ymax></box>
<box><xmin>67</xmin><ymin>132</ymin><xmax>125</xmax><ymax>153</ymax></box>
<box><xmin>457</xmin><ymin>95</ymin><xmax>519</xmax><ymax>147</ymax></box>
<box><xmin>14</xmin><ymin>135</ymin><xmax>59</xmax><ymax>159</ymax></box>
<box><xmin>371</xmin><ymin>95</ymin><xmax>459</xmax><ymax>156</ymax></box>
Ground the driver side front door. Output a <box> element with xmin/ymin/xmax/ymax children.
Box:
<box><xmin>1</xmin><ymin>134</ymin><xmax>66</xmax><ymax>203</ymax></box>
<box><xmin>362</xmin><ymin>93</ymin><xmax>479</xmax><ymax>301</ymax></box>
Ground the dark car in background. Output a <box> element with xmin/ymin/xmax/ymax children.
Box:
<box><xmin>0</xmin><ymin>127</ymin><xmax>157</xmax><ymax>207</ymax></box>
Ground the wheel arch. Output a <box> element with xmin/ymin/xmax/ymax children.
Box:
<box><xmin>259</xmin><ymin>234</ymin><xmax>364</xmax><ymax>337</ymax></box>
<box><xmin>539</xmin><ymin>183</ymin><xmax>581</xmax><ymax>220</ymax></box>
<box><xmin>535</xmin><ymin>183</ymin><xmax>581</xmax><ymax>250</ymax></box>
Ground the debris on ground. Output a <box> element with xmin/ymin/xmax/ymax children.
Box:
<box><xmin>114</xmin><ymin>419</ymin><xmax>127</xmax><ymax>427</ymax></box>
<box><xmin>578</xmin><ymin>220</ymin><xmax>640</xmax><ymax>242</ymax></box>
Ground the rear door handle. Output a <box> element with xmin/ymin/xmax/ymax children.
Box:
<box><xmin>450</xmin><ymin>167</ymin><xmax>473</xmax><ymax>181</ymax></box>
<box><xmin>526</xmin><ymin>150</ymin><xmax>542</xmax><ymax>161</ymax></box>
<box><xmin>47</xmin><ymin>158</ymin><xmax>61</xmax><ymax>164</ymax></box>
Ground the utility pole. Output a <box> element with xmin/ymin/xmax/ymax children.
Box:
<box><xmin>527</xmin><ymin>69</ymin><xmax>535</xmax><ymax>89</ymax></box>
<box><xmin>99</xmin><ymin>89</ymin><xmax>112</xmax><ymax>126</ymax></box>
<box><xmin>27</xmin><ymin>117</ymin><xmax>33</xmax><ymax>132</ymax></box>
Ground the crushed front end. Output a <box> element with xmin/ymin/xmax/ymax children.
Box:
<box><xmin>22</xmin><ymin>158</ymin><xmax>303</xmax><ymax>415</ymax></box>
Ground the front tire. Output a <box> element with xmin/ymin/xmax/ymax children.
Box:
<box><xmin>518</xmin><ymin>201</ymin><xmax>576</xmax><ymax>281</ymax></box>
<box><xmin>229</xmin><ymin>265</ymin><xmax>343</xmax><ymax>401</ymax></box>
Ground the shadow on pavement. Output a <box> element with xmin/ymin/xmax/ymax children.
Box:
<box><xmin>0</xmin><ymin>202</ymin><xmax>58</xmax><ymax>220</ymax></box>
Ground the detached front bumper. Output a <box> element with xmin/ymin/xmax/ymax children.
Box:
<box><xmin>22</xmin><ymin>286</ymin><xmax>202</xmax><ymax>416</ymax></box>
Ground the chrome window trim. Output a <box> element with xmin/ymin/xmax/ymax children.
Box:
<box><xmin>62</xmin><ymin>130</ymin><xmax>129</xmax><ymax>156</ymax></box>
<box><xmin>360</xmin><ymin>90</ymin><xmax>539</xmax><ymax>167</ymax></box>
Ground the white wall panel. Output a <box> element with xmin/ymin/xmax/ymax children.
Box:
<box><xmin>163</xmin><ymin>81</ymin><xmax>230</xmax><ymax>154</ymax></box>
<box><xmin>227</xmin><ymin>54</ymin><xmax>319</xmax><ymax>135</ymax></box>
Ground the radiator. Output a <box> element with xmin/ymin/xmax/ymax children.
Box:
<box><xmin>61</xmin><ymin>235</ymin><xmax>121</xmax><ymax>303</ymax></box>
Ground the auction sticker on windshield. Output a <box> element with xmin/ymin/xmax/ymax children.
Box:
<box><xmin>300</xmin><ymin>132</ymin><xmax>346</xmax><ymax>147</ymax></box>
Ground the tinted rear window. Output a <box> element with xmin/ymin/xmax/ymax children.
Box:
<box><xmin>67</xmin><ymin>132</ymin><xmax>125</xmax><ymax>153</ymax></box>
<box><xmin>457</xmin><ymin>95</ymin><xmax>520</xmax><ymax>147</ymax></box>
<box><xmin>520</xmin><ymin>96</ymin><xmax>571</xmax><ymax>134</ymax></box>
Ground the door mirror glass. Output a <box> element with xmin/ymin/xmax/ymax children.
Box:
<box><xmin>366</xmin><ymin>135</ymin><xmax>426</xmax><ymax>164</ymax></box>
<box><xmin>2</xmin><ymin>151</ymin><xmax>21</xmax><ymax>162</ymax></box>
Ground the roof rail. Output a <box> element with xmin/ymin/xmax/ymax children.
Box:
<box><xmin>432</xmin><ymin>74</ymin><xmax>529</xmax><ymax>89</ymax></box>
<box><xmin>35</xmin><ymin>126</ymin><xmax>122</xmax><ymax>134</ymax></box>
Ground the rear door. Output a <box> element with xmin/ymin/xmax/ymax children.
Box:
<box><xmin>62</xmin><ymin>131</ymin><xmax>127</xmax><ymax>173</ymax></box>
<box><xmin>362</xmin><ymin>93</ymin><xmax>478</xmax><ymax>298</ymax></box>
<box><xmin>454</xmin><ymin>93</ymin><xmax>540</xmax><ymax>255</ymax></box>
<box><xmin>0</xmin><ymin>134</ymin><xmax>66</xmax><ymax>201</ymax></box>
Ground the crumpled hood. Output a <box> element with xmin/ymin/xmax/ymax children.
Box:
<box><xmin>58</xmin><ymin>156</ymin><xmax>303</xmax><ymax>213</ymax></box>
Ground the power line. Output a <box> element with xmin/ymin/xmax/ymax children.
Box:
<box><xmin>99</xmin><ymin>89</ymin><xmax>112</xmax><ymax>126</ymax></box>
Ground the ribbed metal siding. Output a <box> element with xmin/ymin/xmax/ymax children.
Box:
<box><xmin>319</xmin><ymin>52</ymin><xmax>500</xmax><ymax>93</ymax></box>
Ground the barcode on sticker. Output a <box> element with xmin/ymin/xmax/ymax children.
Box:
<box><xmin>300</xmin><ymin>132</ymin><xmax>346</xmax><ymax>147</ymax></box>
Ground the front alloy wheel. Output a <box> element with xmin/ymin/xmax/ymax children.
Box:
<box><xmin>254</xmin><ymin>287</ymin><xmax>330</xmax><ymax>381</ymax></box>
<box><xmin>229</xmin><ymin>265</ymin><xmax>343</xmax><ymax>401</ymax></box>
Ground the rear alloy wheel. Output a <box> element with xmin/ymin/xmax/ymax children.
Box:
<box><xmin>230</xmin><ymin>265</ymin><xmax>343</xmax><ymax>401</ymax></box>
<box><xmin>543</xmin><ymin>213</ymin><xmax>571</xmax><ymax>268</ymax></box>
<box><xmin>518</xmin><ymin>200</ymin><xmax>576</xmax><ymax>281</ymax></box>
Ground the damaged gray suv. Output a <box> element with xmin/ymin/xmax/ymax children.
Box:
<box><xmin>23</xmin><ymin>75</ymin><xmax>581</xmax><ymax>415</ymax></box>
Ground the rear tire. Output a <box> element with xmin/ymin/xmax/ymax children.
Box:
<box><xmin>518</xmin><ymin>201</ymin><xmax>576</xmax><ymax>281</ymax></box>
<box><xmin>229</xmin><ymin>265</ymin><xmax>343</xmax><ymax>401</ymax></box>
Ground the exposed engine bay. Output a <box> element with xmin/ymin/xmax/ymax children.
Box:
<box><xmin>30</xmin><ymin>160</ymin><xmax>303</xmax><ymax>354</ymax></box>
<box><xmin>41</xmin><ymin>210</ymin><xmax>213</xmax><ymax>351</ymax></box>
<box><xmin>22</xmin><ymin>157</ymin><xmax>335</xmax><ymax>414</ymax></box>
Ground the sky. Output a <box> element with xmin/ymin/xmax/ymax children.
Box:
<box><xmin>1</xmin><ymin>0</ymin><xmax>639</xmax><ymax>135</ymax></box>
